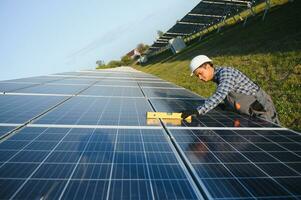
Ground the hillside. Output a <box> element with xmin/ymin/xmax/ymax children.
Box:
<box><xmin>134</xmin><ymin>1</ymin><xmax>301</xmax><ymax>131</ymax></box>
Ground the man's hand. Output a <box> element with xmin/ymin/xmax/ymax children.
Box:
<box><xmin>180</xmin><ymin>109</ymin><xmax>199</xmax><ymax>119</ymax></box>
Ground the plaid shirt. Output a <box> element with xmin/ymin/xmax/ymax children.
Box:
<box><xmin>197</xmin><ymin>67</ymin><xmax>260</xmax><ymax>115</ymax></box>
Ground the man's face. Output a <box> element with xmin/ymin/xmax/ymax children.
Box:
<box><xmin>193</xmin><ymin>63</ymin><xmax>214</xmax><ymax>82</ymax></box>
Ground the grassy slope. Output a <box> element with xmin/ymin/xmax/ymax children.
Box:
<box><xmin>134</xmin><ymin>1</ymin><xmax>301</xmax><ymax>131</ymax></box>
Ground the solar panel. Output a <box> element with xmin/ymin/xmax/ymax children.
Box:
<box><xmin>101</xmin><ymin>78</ymin><xmax>166</xmax><ymax>83</ymax></box>
<box><xmin>95</xmin><ymin>80</ymin><xmax>139</xmax><ymax>87</ymax></box>
<box><xmin>0</xmin><ymin>127</ymin><xmax>203</xmax><ymax>199</ymax></box>
<box><xmin>48</xmin><ymin>79</ymin><xmax>97</xmax><ymax>85</ymax></box>
<box><xmin>80</xmin><ymin>73</ymin><xmax>133</xmax><ymax>78</ymax></box>
<box><xmin>13</xmin><ymin>84</ymin><xmax>89</xmax><ymax>95</ymax></box>
<box><xmin>34</xmin><ymin>97</ymin><xmax>158</xmax><ymax>126</ymax></box>
<box><xmin>150</xmin><ymin>98</ymin><xmax>279</xmax><ymax>128</ymax></box>
<box><xmin>6</xmin><ymin>76</ymin><xmax>65</xmax><ymax>83</ymax></box>
<box><xmin>0</xmin><ymin>82</ymin><xmax>39</xmax><ymax>93</ymax></box>
<box><xmin>0</xmin><ymin>68</ymin><xmax>300</xmax><ymax>199</ymax></box>
<box><xmin>139</xmin><ymin>81</ymin><xmax>181</xmax><ymax>88</ymax></box>
<box><xmin>0</xmin><ymin>126</ymin><xmax>16</xmax><ymax>138</ymax></box>
<box><xmin>49</xmin><ymin>73</ymin><xmax>162</xmax><ymax>82</ymax></box>
<box><xmin>0</xmin><ymin>95</ymin><xmax>66</xmax><ymax>124</ymax></box>
<box><xmin>81</xmin><ymin>86</ymin><xmax>144</xmax><ymax>97</ymax></box>
<box><xmin>78</xmin><ymin>70</ymin><xmax>159</xmax><ymax>79</ymax></box>
<box><xmin>143</xmin><ymin>88</ymin><xmax>201</xmax><ymax>99</ymax></box>
<box><xmin>150</xmin><ymin>98</ymin><xmax>205</xmax><ymax>111</ymax></box>
<box><xmin>167</xmin><ymin>128</ymin><xmax>301</xmax><ymax>199</ymax></box>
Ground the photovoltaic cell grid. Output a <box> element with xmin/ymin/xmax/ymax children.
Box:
<box><xmin>0</xmin><ymin>95</ymin><xmax>67</xmax><ymax>124</ymax></box>
<box><xmin>13</xmin><ymin>84</ymin><xmax>89</xmax><ymax>95</ymax></box>
<box><xmin>0</xmin><ymin>127</ymin><xmax>201</xmax><ymax>199</ymax></box>
<box><xmin>0</xmin><ymin>126</ymin><xmax>16</xmax><ymax>138</ymax></box>
<box><xmin>0</xmin><ymin>76</ymin><xmax>65</xmax><ymax>83</ymax></box>
<box><xmin>34</xmin><ymin>97</ymin><xmax>157</xmax><ymax>126</ymax></box>
<box><xmin>0</xmin><ymin>82</ymin><xmax>40</xmax><ymax>93</ymax></box>
<box><xmin>49</xmin><ymin>71</ymin><xmax>163</xmax><ymax>82</ymax></box>
<box><xmin>81</xmin><ymin>86</ymin><xmax>144</xmax><ymax>97</ymax></box>
<box><xmin>0</xmin><ymin>67</ymin><xmax>300</xmax><ymax>199</ymax></box>
<box><xmin>142</xmin><ymin>88</ymin><xmax>201</xmax><ymax>99</ymax></box>
<box><xmin>95</xmin><ymin>80</ymin><xmax>139</xmax><ymax>87</ymax></box>
<box><xmin>169</xmin><ymin>129</ymin><xmax>301</xmax><ymax>199</ymax></box>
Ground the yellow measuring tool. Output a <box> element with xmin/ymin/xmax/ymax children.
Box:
<box><xmin>146</xmin><ymin>112</ymin><xmax>192</xmax><ymax>121</ymax></box>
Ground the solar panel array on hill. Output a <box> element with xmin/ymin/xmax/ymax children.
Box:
<box><xmin>148</xmin><ymin>0</ymin><xmax>266</xmax><ymax>54</ymax></box>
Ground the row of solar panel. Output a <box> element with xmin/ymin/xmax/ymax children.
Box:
<box><xmin>1</xmin><ymin>127</ymin><xmax>300</xmax><ymax>199</ymax></box>
<box><xmin>54</xmin><ymin>71</ymin><xmax>161</xmax><ymax>79</ymax></box>
<box><xmin>0</xmin><ymin>70</ymin><xmax>284</xmax><ymax>136</ymax></box>
<box><xmin>0</xmin><ymin>80</ymin><xmax>186</xmax><ymax>94</ymax></box>
<box><xmin>1</xmin><ymin>69</ymin><xmax>300</xmax><ymax>199</ymax></box>
<box><xmin>0</xmin><ymin>82</ymin><xmax>184</xmax><ymax>93</ymax></box>
<box><xmin>149</xmin><ymin>0</ymin><xmax>266</xmax><ymax>52</ymax></box>
<box><xmin>0</xmin><ymin>94</ymin><xmax>277</xmax><ymax>128</ymax></box>
<box><xmin>2</xmin><ymin>87</ymin><xmax>194</xmax><ymax>98</ymax></box>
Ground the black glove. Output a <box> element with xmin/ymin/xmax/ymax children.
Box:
<box><xmin>180</xmin><ymin>109</ymin><xmax>199</xmax><ymax>119</ymax></box>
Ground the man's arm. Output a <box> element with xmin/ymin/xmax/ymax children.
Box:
<box><xmin>197</xmin><ymin>78</ymin><xmax>235</xmax><ymax>115</ymax></box>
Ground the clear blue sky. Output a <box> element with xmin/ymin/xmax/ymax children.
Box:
<box><xmin>0</xmin><ymin>0</ymin><xmax>199</xmax><ymax>81</ymax></box>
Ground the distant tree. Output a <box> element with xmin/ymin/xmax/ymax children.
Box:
<box><xmin>121</xmin><ymin>55</ymin><xmax>133</xmax><ymax>66</ymax></box>
<box><xmin>107</xmin><ymin>60</ymin><xmax>123</xmax><ymax>68</ymax></box>
<box><xmin>136</xmin><ymin>43</ymin><xmax>149</xmax><ymax>54</ymax></box>
<box><xmin>96</xmin><ymin>60</ymin><xmax>105</xmax><ymax>67</ymax></box>
<box><xmin>136</xmin><ymin>43</ymin><xmax>143</xmax><ymax>52</ymax></box>
<box><xmin>157</xmin><ymin>30</ymin><xmax>164</xmax><ymax>38</ymax></box>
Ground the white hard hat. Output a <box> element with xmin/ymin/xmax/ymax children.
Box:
<box><xmin>189</xmin><ymin>55</ymin><xmax>212</xmax><ymax>76</ymax></box>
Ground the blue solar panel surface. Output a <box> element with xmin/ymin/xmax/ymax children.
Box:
<box><xmin>139</xmin><ymin>82</ymin><xmax>181</xmax><ymax>88</ymax></box>
<box><xmin>0</xmin><ymin>67</ymin><xmax>300</xmax><ymax>199</ymax></box>
<box><xmin>168</xmin><ymin>128</ymin><xmax>301</xmax><ymax>199</ymax></box>
<box><xmin>142</xmin><ymin>88</ymin><xmax>201</xmax><ymax>99</ymax></box>
<box><xmin>34</xmin><ymin>97</ymin><xmax>158</xmax><ymax>126</ymax></box>
<box><xmin>96</xmin><ymin>80</ymin><xmax>139</xmax><ymax>86</ymax></box>
<box><xmin>0</xmin><ymin>126</ymin><xmax>16</xmax><ymax>138</ymax></box>
<box><xmin>81</xmin><ymin>86</ymin><xmax>144</xmax><ymax>97</ymax></box>
<box><xmin>0</xmin><ymin>95</ymin><xmax>67</xmax><ymax>124</ymax></box>
<box><xmin>3</xmin><ymin>76</ymin><xmax>64</xmax><ymax>83</ymax></box>
<box><xmin>14</xmin><ymin>84</ymin><xmax>89</xmax><ymax>95</ymax></box>
<box><xmin>0</xmin><ymin>127</ymin><xmax>202</xmax><ymax>199</ymax></box>
<box><xmin>0</xmin><ymin>82</ymin><xmax>39</xmax><ymax>93</ymax></box>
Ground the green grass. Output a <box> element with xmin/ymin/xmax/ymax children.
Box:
<box><xmin>133</xmin><ymin>1</ymin><xmax>301</xmax><ymax>131</ymax></box>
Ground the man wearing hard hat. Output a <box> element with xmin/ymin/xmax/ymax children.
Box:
<box><xmin>181</xmin><ymin>55</ymin><xmax>280</xmax><ymax>124</ymax></box>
